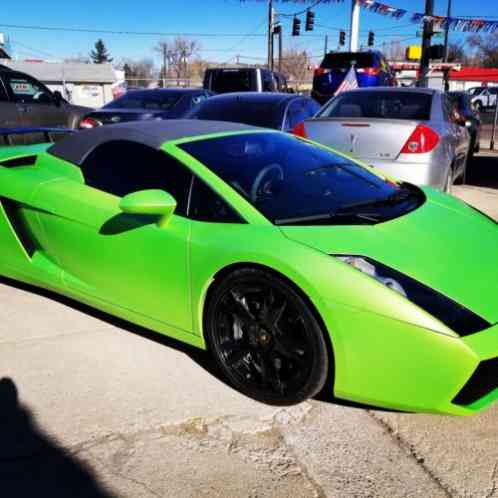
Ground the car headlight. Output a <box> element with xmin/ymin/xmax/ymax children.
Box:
<box><xmin>335</xmin><ymin>255</ymin><xmax>490</xmax><ymax>336</ymax></box>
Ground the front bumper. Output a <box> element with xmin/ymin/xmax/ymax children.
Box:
<box><xmin>365</xmin><ymin>157</ymin><xmax>447</xmax><ymax>191</ymax></box>
<box><xmin>322</xmin><ymin>302</ymin><xmax>498</xmax><ymax>416</ymax></box>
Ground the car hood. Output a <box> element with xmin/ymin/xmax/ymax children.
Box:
<box><xmin>280</xmin><ymin>189</ymin><xmax>498</xmax><ymax>324</ymax></box>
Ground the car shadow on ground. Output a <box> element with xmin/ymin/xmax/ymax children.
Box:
<box><xmin>0</xmin><ymin>275</ymin><xmax>401</xmax><ymax>413</ymax></box>
<box><xmin>466</xmin><ymin>154</ymin><xmax>498</xmax><ymax>189</ymax></box>
<box><xmin>0</xmin><ymin>377</ymin><xmax>115</xmax><ymax>498</ymax></box>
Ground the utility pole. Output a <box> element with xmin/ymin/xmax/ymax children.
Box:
<box><xmin>278</xmin><ymin>28</ymin><xmax>282</xmax><ymax>73</ymax></box>
<box><xmin>443</xmin><ymin>0</ymin><xmax>452</xmax><ymax>61</ymax></box>
<box><xmin>161</xmin><ymin>43</ymin><xmax>168</xmax><ymax>87</ymax></box>
<box><xmin>349</xmin><ymin>0</ymin><xmax>360</xmax><ymax>52</ymax></box>
<box><xmin>324</xmin><ymin>35</ymin><xmax>328</xmax><ymax>56</ymax></box>
<box><xmin>268</xmin><ymin>0</ymin><xmax>274</xmax><ymax>69</ymax></box>
<box><xmin>417</xmin><ymin>0</ymin><xmax>434</xmax><ymax>88</ymax></box>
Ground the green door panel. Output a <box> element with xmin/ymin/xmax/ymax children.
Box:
<box><xmin>33</xmin><ymin>179</ymin><xmax>193</xmax><ymax>333</ymax></box>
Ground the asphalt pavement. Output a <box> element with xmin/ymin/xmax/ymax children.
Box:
<box><xmin>1</xmin><ymin>152</ymin><xmax>497</xmax><ymax>498</ymax></box>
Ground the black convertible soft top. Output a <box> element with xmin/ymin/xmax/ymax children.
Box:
<box><xmin>48</xmin><ymin>119</ymin><xmax>261</xmax><ymax>166</ymax></box>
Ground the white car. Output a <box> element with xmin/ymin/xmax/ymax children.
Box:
<box><xmin>471</xmin><ymin>87</ymin><xmax>497</xmax><ymax>112</ymax></box>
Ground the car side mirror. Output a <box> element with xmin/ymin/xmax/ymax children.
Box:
<box><xmin>53</xmin><ymin>90</ymin><xmax>63</xmax><ymax>106</ymax></box>
<box><xmin>119</xmin><ymin>189</ymin><xmax>177</xmax><ymax>227</ymax></box>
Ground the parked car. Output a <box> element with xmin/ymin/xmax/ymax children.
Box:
<box><xmin>185</xmin><ymin>92</ymin><xmax>320</xmax><ymax>132</ymax></box>
<box><xmin>311</xmin><ymin>51</ymin><xmax>396</xmax><ymax>105</ymax></box>
<box><xmin>1</xmin><ymin>120</ymin><xmax>497</xmax><ymax>413</ymax></box>
<box><xmin>0</xmin><ymin>64</ymin><xmax>90</xmax><ymax>144</ymax></box>
<box><xmin>203</xmin><ymin>67</ymin><xmax>288</xmax><ymax>94</ymax></box>
<box><xmin>78</xmin><ymin>88</ymin><xmax>214</xmax><ymax>129</ymax></box>
<box><xmin>471</xmin><ymin>86</ymin><xmax>497</xmax><ymax>112</ymax></box>
<box><xmin>467</xmin><ymin>86</ymin><xmax>485</xmax><ymax>97</ymax></box>
<box><xmin>448</xmin><ymin>91</ymin><xmax>481</xmax><ymax>156</ymax></box>
<box><xmin>294</xmin><ymin>88</ymin><xmax>470</xmax><ymax>192</ymax></box>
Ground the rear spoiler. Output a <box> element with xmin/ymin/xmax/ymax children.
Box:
<box><xmin>0</xmin><ymin>128</ymin><xmax>75</xmax><ymax>146</ymax></box>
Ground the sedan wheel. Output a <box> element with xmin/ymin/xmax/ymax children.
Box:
<box><xmin>205</xmin><ymin>269</ymin><xmax>329</xmax><ymax>405</ymax></box>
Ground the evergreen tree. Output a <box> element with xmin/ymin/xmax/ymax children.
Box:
<box><xmin>90</xmin><ymin>39</ymin><xmax>113</xmax><ymax>64</ymax></box>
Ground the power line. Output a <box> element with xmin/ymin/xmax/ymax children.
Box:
<box><xmin>277</xmin><ymin>0</ymin><xmax>325</xmax><ymax>18</ymax></box>
<box><xmin>0</xmin><ymin>22</ymin><xmax>326</xmax><ymax>39</ymax></box>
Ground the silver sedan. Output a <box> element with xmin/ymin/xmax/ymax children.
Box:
<box><xmin>295</xmin><ymin>88</ymin><xmax>470</xmax><ymax>192</ymax></box>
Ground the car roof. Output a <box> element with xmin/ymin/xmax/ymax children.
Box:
<box><xmin>339</xmin><ymin>87</ymin><xmax>437</xmax><ymax>95</ymax></box>
<box><xmin>48</xmin><ymin>119</ymin><xmax>262</xmax><ymax>166</ymax></box>
<box><xmin>201</xmin><ymin>92</ymin><xmax>299</xmax><ymax>105</ymax></box>
<box><xmin>124</xmin><ymin>88</ymin><xmax>205</xmax><ymax>96</ymax></box>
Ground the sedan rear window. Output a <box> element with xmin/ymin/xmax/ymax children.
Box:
<box><xmin>321</xmin><ymin>53</ymin><xmax>375</xmax><ymax>69</ymax></box>
<box><xmin>105</xmin><ymin>92</ymin><xmax>182</xmax><ymax>110</ymax></box>
<box><xmin>318</xmin><ymin>91</ymin><xmax>432</xmax><ymax>121</ymax></box>
<box><xmin>189</xmin><ymin>99</ymin><xmax>282</xmax><ymax>129</ymax></box>
<box><xmin>208</xmin><ymin>69</ymin><xmax>255</xmax><ymax>93</ymax></box>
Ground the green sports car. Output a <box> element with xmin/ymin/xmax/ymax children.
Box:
<box><xmin>0</xmin><ymin>120</ymin><xmax>497</xmax><ymax>414</ymax></box>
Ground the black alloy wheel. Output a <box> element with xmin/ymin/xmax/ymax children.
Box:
<box><xmin>205</xmin><ymin>268</ymin><xmax>329</xmax><ymax>405</ymax></box>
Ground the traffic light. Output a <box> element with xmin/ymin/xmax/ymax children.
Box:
<box><xmin>273</xmin><ymin>24</ymin><xmax>282</xmax><ymax>35</ymax></box>
<box><xmin>339</xmin><ymin>31</ymin><xmax>346</xmax><ymax>46</ymax></box>
<box><xmin>368</xmin><ymin>31</ymin><xmax>374</xmax><ymax>47</ymax></box>
<box><xmin>292</xmin><ymin>17</ymin><xmax>301</xmax><ymax>37</ymax></box>
<box><xmin>305</xmin><ymin>10</ymin><xmax>315</xmax><ymax>31</ymax></box>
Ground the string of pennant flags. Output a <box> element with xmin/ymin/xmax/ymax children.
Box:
<box><xmin>357</xmin><ymin>0</ymin><xmax>498</xmax><ymax>33</ymax></box>
<box><xmin>240</xmin><ymin>0</ymin><xmax>498</xmax><ymax>33</ymax></box>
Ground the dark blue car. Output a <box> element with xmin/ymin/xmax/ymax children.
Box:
<box><xmin>311</xmin><ymin>51</ymin><xmax>396</xmax><ymax>105</ymax></box>
<box><xmin>78</xmin><ymin>88</ymin><xmax>214</xmax><ymax>129</ymax></box>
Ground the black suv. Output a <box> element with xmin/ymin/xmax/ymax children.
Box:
<box><xmin>203</xmin><ymin>67</ymin><xmax>288</xmax><ymax>94</ymax></box>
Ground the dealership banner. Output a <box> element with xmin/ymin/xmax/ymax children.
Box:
<box><xmin>357</xmin><ymin>0</ymin><xmax>498</xmax><ymax>32</ymax></box>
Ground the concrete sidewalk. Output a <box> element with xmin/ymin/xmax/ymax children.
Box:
<box><xmin>1</xmin><ymin>156</ymin><xmax>497</xmax><ymax>498</ymax></box>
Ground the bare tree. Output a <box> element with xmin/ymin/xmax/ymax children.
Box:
<box><xmin>168</xmin><ymin>37</ymin><xmax>200</xmax><ymax>83</ymax></box>
<box><xmin>468</xmin><ymin>33</ymin><xmax>498</xmax><ymax>68</ymax></box>
<box><xmin>280</xmin><ymin>49</ymin><xmax>312</xmax><ymax>86</ymax></box>
<box><xmin>123</xmin><ymin>58</ymin><xmax>155</xmax><ymax>88</ymax></box>
<box><xmin>447</xmin><ymin>41</ymin><xmax>467</xmax><ymax>63</ymax></box>
<box><xmin>154</xmin><ymin>40</ymin><xmax>170</xmax><ymax>82</ymax></box>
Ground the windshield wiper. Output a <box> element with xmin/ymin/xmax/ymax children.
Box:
<box><xmin>339</xmin><ymin>187</ymin><xmax>415</xmax><ymax>211</ymax></box>
<box><xmin>275</xmin><ymin>211</ymin><xmax>381</xmax><ymax>225</ymax></box>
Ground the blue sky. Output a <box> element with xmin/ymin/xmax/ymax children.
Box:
<box><xmin>1</xmin><ymin>0</ymin><xmax>496</xmax><ymax>66</ymax></box>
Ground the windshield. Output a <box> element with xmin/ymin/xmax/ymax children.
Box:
<box><xmin>209</xmin><ymin>69</ymin><xmax>255</xmax><ymax>93</ymax></box>
<box><xmin>104</xmin><ymin>91</ymin><xmax>182</xmax><ymax>110</ymax></box>
<box><xmin>317</xmin><ymin>91</ymin><xmax>432</xmax><ymax>120</ymax></box>
<box><xmin>321</xmin><ymin>52</ymin><xmax>376</xmax><ymax>69</ymax></box>
<box><xmin>188</xmin><ymin>99</ymin><xmax>282</xmax><ymax>129</ymax></box>
<box><xmin>179</xmin><ymin>133</ymin><xmax>421</xmax><ymax>225</ymax></box>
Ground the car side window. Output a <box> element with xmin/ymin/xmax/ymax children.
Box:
<box><xmin>189</xmin><ymin>176</ymin><xmax>245</xmax><ymax>223</ymax></box>
<box><xmin>4</xmin><ymin>73</ymin><xmax>53</xmax><ymax>105</ymax></box>
<box><xmin>262</xmin><ymin>70</ymin><xmax>274</xmax><ymax>92</ymax></box>
<box><xmin>80</xmin><ymin>141</ymin><xmax>193</xmax><ymax>216</ymax></box>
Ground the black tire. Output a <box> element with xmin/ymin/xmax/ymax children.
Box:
<box><xmin>204</xmin><ymin>268</ymin><xmax>329</xmax><ymax>406</ymax></box>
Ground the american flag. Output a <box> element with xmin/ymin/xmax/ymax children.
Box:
<box><xmin>334</xmin><ymin>66</ymin><xmax>359</xmax><ymax>96</ymax></box>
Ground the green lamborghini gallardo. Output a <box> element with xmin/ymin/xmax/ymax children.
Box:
<box><xmin>0</xmin><ymin>120</ymin><xmax>496</xmax><ymax>414</ymax></box>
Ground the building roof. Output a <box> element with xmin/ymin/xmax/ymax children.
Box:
<box><xmin>0</xmin><ymin>60</ymin><xmax>116</xmax><ymax>83</ymax></box>
<box><xmin>48</xmin><ymin>119</ymin><xmax>262</xmax><ymax>165</ymax></box>
<box><xmin>449</xmin><ymin>67</ymin><xmax>498</xmax><ymax>83</ymax></box>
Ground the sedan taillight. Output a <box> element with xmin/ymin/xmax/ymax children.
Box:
<box><xmin>79</xmin><ymin>117</ymin><xmax>101</xmax><ymax>129</ymax></box>
<box><xmin>314</xmin><ymin>67</ymin><xmax>331</xmax><ymax>77</ymax></box>
<box><xmin>400</xmin><ymin>125</ymin><xmax>440</xmax><ymax>154</ymax></box>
